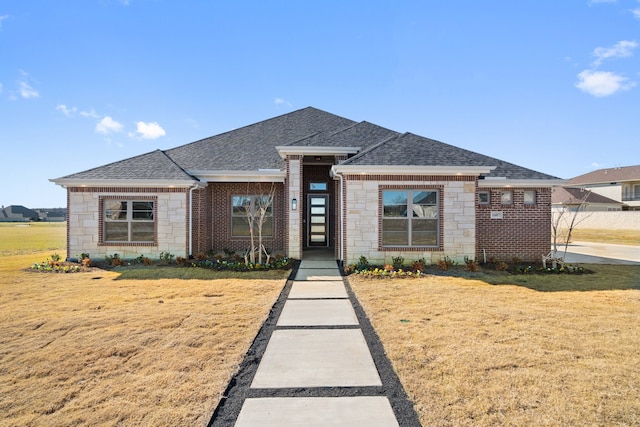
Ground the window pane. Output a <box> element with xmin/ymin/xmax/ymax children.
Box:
<box><xmin>132</xmin><ymin>202</ymin><xmax>154</xmax><ymax>220</ymax></box>
<box><xmin>105</xmin><ymin>201</ymin><xmax>127</xmax><ymax>220</ymax></box>
<box><xmin>311</xmin><ymin>225</ymin><xmax>325</xmax><ymax>233</ymax></box>
<box><xmin>382</xmin><ymin>218</ymin><xmax>408</xmax><ymax>245</ymax></box>
<box><xmin>412</xmin><ymin>219</ymin><xmax>437</xmax><ymax>245</ymax></box>
<box><xmin>310</xmin><ymin>183</ymin><xmax>327</xmax><ymax>191</ymax></box>
<box><xmin>131</xmin><ymin>222</ymin><xmax>154</xmax><ymax>241</ymax></box>
<box><xmin>383</xmin><ymin>191</ymin><xmax>408</xmax><ymax>217</ymax></box>
<box><xmin>413</xmin><ymin>191</ymin><xmax>437</xmax><ymax>205</ymax></box>
<box><xmin>524</xmin><ymin>191</ymin><xmax>536</xmax><ymax>204</ymax></box>
<box><xmin>310</xmin><ymin>197</ymin><xmax>326</xmax><ymax>206</ymax></box>
<box><xmin>311</xmin><ymin>207</ymin><xmax>325</xmax><ymax>214</ymax></box>
<box><xmin>232</xmin><ymin>217</ymin><xmax>251</xmax><ymax>236</ymax></box>
<box><xmin>261</xmin><ymin>218</ymin><xmax>273</xmax><ymax>236</ymax></box>
<box><xmin>311</xmin><ymin>216</ymin><xmax>324</xmax><ymax>223</ymax></box>
<box><xmin>104</xmin><ymin>222</ymin><xmax>128</xmax><ymax>241</ymax></box>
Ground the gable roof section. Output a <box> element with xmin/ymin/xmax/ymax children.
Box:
<box><xmin>569</xmin><ymin>165</ymin><xmax>640</xmax><ymax>185</ymax></box>
<box><xmin>51</xmin><ymin>149</ymin><xmax>198</xmax><ymax>186</ymax></box>
<box><xmin>552</xmin><ymin>187</ymin><xmax>623</xmax><ymax>205</ymax></box>
<box><xmin>165</xmin><ymin>107</ymin><xmax>356</xmax><ymax>172</ymax></box>
<box><xmin>335</xmin><ymin>132</ymin><xmax>561</xmax><ymax>181</ymax></box>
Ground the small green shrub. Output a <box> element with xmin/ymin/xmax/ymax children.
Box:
<box><xmin>355</xmin><ymin>256</ymin><xmax>370</xmax><ymax>271</ymax></box>
<box><xmin>391</xmin><ymin>256</ymin><xmax>405</xmax><ymax>271</ymax></box>
<box><xmin>464</xmin><ymin>256</ymin><xmax>479</xmax><ymax>272</ymax></box>
<box><xmin>159</xmin><ymin>251</ymin><xmax>175</xmax><ymax>264</ymax></box>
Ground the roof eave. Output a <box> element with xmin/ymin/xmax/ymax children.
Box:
<box><xmin>276</xmin><ymin>146</ymin><xmax>361</xmax><ymax>159</ymax></box>
<box><xmin>50</xmin><ymin>178</ymin><xmax>206</xmax><ymax>188</ymax></box>
<box><xmin>331</xmin><ymin>165</ymin><xmax>495</xmax><ymax>176</ymax></box>
<box><xmin>479</xmin><ymin>178</ymin><xmax>568</xmax><ymax>188</ymax></box>
<box><xmin>188</xmin><ymin>170</ymin><xmax>286</xmax><ymax>183</ymax></box>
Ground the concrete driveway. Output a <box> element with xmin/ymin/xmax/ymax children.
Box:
<box><xmin>561</xmin><ymin>241</ymin><xmax>640</xmax><ymax>265</ymax></box>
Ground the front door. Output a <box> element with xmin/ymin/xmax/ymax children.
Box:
<box><xmin>307</xmin><ymin>195</ymin><xmax>329</xmax><ymax>247</ymax></box>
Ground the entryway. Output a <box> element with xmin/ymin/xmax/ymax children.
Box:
<box><xmin>307</xmin><ymin>195</ymin><xmax>329</xmax><ymax>247</ymax></box>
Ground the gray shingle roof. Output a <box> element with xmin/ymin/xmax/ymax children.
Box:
<box><xmin>165</xmin><ymin>107</ymin><xmax>356</xmax><ymax>171</ymax></box>
<box><xmin>59</xmin><ymin>149</ymin><xmax>196</xmax><ymax>181</ymax></box>
<box><xmin>55</xmin><ymin>107</ymin><xmax>559</xmax><ymax>182</ymax></box>
<box><xmin>552</xmin><ymin>187</ymin><xmax>623</xmax><ymax>205</ymax></box>
<box><xmin>340</xmin><ymin>133</ymin><xmax>560</xmax><ymax>180</ymax></box>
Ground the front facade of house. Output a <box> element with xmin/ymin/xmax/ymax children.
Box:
<box><xmin>52</xmin><ymin>108</ymin><xmax>563</xmax><ymax>264</ymax></box>
<box><xmin>569</xmin><ymin>165</ymin><xmax>640</xmax><ymax>211</ymax></box>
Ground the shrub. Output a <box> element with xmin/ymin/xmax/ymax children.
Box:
<box><xmin>391</xmin><ymin>256</ymin><xmax>405</xmax><ymax>271</ymax></box>
<box><xmin>464</xmin><ymin>256</ymin><xmax>479</xmax><ymax>272</ymax></box>
<box><xmin>159</xmin><ymin>251</ymin><xmax>175</xmax><ymax>264</ymax></box>
<box><xmin>410</xmin><ymin>258</ymin><xmax>426</xmax><ymax>272</ymax></box>
<box><xmin>495</xmin><ymin>261</ymin><xmax>509</xmax><ymax>271</ymax></box>
<box><xmin>437</xmin><ymin>256</ymin><xmax>456</xmax><ymax>271</ymax></box>
<box><xmin>105</xmin><ymin>253</ymin><xmax>124</xmax><ymax>267</ymax></box>
<box><xmin>355</xmin><ymin>256</ymin><xmax>370</xmax><ymax>271</ymax></box>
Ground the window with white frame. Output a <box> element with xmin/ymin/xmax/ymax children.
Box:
<box><xmin>523</xmin><ymin>190</ymin><xmax>536</xmax><ymax>205</ymax></box>
<box><xmin>103</xmin><ymin>200</ymin><xmax>155</xmax><ymax>242</ymax></box>
<box><xmin>382</xmin><ymin>189</ymin><xmax>438</xmax><ymax>247</ymax></box>
<box><xmin>231</xmin><ymin>195</ymin><xmax>274</xmax><ymax>237</ymax></box>
<box><xmin>501</xmin><ymin>191</ymin><xmax>512</xmax><ymax>205</ymax></box>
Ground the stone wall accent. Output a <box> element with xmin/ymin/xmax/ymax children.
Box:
<box><xmin>67</xmin><ymin>187</ymin><xmax>189</xmax><ymax>260</ymax></box>
<box><xmin>341</xmin><ymin>175</ymin><xmax>476</xmax><ymax>265</ymax></box>
<box><xmin>287</xmin><ymin>156</ymin><xmax>302</xmax><ymax>259</ymax></box>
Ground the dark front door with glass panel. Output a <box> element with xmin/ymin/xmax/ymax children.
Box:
<box><xmin>307</xmin><ymin>195</ymin><xmax>329</xmax><ymax>247</ymax></box>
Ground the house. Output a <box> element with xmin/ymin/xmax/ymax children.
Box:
<box><xmin>51</xmin><ymin>107</ymin><xmax>564</xmax><ymax>264</ymax></box>
<box><xmin>0</xmin><ymin>205</ymin><xmax>39</xmax><ymax>222</ymax></box>
<box><xmin>551</xmin><ymin>187</ymin><xmax>624</xmax><ymax>212</ymax></box>
<box><xmin>568</xmin><ymin>165</ymin><xmax>640</xmax><ymax>211</ymax></box>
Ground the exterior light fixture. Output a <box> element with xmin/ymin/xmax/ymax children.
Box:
<box><xmin>292</xmin><ymin>198</ymin><xmax>297</xmax><ymax>210</ymax></box>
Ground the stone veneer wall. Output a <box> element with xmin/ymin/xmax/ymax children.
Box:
<box><xmin>476</xmin><ymin>187</ymin><xmax>551</xmax><ymax>262</ymax></box>
<box><xmin>67</xmin><ymin>187</ymin><xmax>189</xmax><ymax>260</ymax></box>
<box><xmin>341</xmin><ymin>175</ymin><xmax>476</xmax><ymax>266</ymax></box>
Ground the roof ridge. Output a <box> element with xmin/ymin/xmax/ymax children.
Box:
<box><xmin>338</xmin><ymin>132</ymin><xmax>405</xmax><ymax>166</ymax></box>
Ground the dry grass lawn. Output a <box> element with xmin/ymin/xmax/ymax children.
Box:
<box><xmin>569</xmin><ymin>228</ymin><xmax>640</xmax><ymax>245</ymax></box>
<box><xmin>351</xmin><ymin>273</ymin><xmax>640</xmax><ymax>426</ymax></box>
<box><xmin>0</xmin><ymin>250</ymin><xmax>286</xmax><ymax>426</ymax></box>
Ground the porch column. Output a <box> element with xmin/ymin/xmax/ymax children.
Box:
<box><xmin>287</xmin><ymin>156</ymin><xmax>303</xmax><ymax>259</ymax></box>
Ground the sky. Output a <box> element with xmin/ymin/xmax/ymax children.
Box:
<box><xmin>1</xmin><ymin>0</ymin><xmax>639</xmax><ymax>209</ymax></box>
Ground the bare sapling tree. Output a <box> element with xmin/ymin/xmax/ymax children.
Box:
<box><xmin>241</xmin><ymin>183</ymin><xmax>276</xmax><ymax>265</ymax></box>
<box><xmin>547</xmin><ymin>189</ymin><xmax>592</xmax><ymax>268</ymax></box>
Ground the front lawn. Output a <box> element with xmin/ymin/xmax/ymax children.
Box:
<box><xmin>350</xmin><ymin>269</ymin><xmax>640</xmax><ymax>426</ymax></box>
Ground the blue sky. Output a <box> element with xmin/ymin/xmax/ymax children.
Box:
<box><xmin>1</xmin><ymin>0</ymin><xmax>639</xmax><ymax>208</ymax></box>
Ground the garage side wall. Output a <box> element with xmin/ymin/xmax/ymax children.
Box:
<box><xmin>476</xmin><ymin>187</ymin><xmax>551</xmax><ymax>262</ymax></box>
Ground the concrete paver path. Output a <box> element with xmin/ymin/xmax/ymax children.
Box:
<box><xmin>208</xmin><ymin>257</ymin><xmax>420</xmax><ymax>426</ymax></box>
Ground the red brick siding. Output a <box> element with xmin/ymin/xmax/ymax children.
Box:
<box><xmin>206</xmin><ymin>182</ymin><xmax>287</xmax><ymax>255</ymax></box>
<box><xmin>476</xmin><ymin>187</ymin><xmax>551</xmax><ymax>262</ymax></box>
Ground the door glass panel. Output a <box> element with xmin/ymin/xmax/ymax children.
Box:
<box><xmin>311</xmin><ymin>216</ymin><xmax>324</xmax><ymax>223</ymax></box>
<box><xmin>310</xmin><ymin>235</ymin><xmax>325</xmax><ymax>242</ymax></box>
<box><xmin>311</xmin><ymin>207</ymin><xmax>325</xmax><ymax>214</ymax></box>
<box><xmin>311</xmin><ymin>197</ymin><xmax>326</xmax><ymax>205</ymax></box>
<box><xmin>311</xmin><ymin>225</ymin><xmax>325</xmax><ymax>233</ymax></box>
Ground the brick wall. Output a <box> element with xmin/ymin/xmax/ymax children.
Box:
<box><xmin>207</xmin><ymin>182</ymin><xmax>287</xmax><ymax>256</ymax></box>
<box><xmin>476</xmin><ymin>187</ymin><xmax>551</xmax><ymax>262</ymax></box>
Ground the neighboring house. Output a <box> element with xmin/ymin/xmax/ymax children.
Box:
<box><xmin>568</xmin><ymin>165</ymin><xmax>640</xmax><ymax>211</ymax></box>
<box><xmin>35</xmin><ymin>208</ymin><xmax>67</xmax><ymax>222</ymax></box>
<box><xmin>0</xmin><ymin>205</ymin><xmax>39</xmax><ymax>222</ymax></box>
<box><xmin>552</xmin><ymin>187</ymin><xmax>624</xmax><ymax>211</ymax></box>
<box><xmin>51</xmin><ymin>107</ymin><xmax>564</xmax><ymax>264</ymax></box>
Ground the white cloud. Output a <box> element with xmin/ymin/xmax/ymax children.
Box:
<box><xmin>96</xmin><ymin>116</ymin><xmax>123</xmax><ymax>134</ymax></box>
<box><xmin>275</xmin><ymin>97</ymin><xmax>292</xmax><ymax>107</ymax></box>
<box><xmin>593</xmin><ymin>40</ymin><xmax>638</xmax><ymax>66</ymax></box>
<box><xmin>575</xmin><ymin>70</ymin><xmax>636</xmax><ymax>96</ymax></box>
<box><xmin>133</xmin><ymin>121</ymin><xmax>166</xmax><ymax>139</ymax></box>
<box><xmin>80</xmin><ymin>109</ymin><xmax>100</xmax><ymax>118</ymax></box>
<box><xmin>0</xmin><ymin>15</ymin><xmax>9</xmax><ymax>30</ymax></box>
<box><xmin>632</xmin><ymin>7</ymin><xmax>640</xmax><ymax>20</ymax></box>
<box><xmin>588</xmin><ymin>0</ymin><xmax>617</xmax><ymax>4</ymax></box>
<box><xmin>56</xmin><ymin>104</ymin><xmax>77</xmax><ymax>117</ymax></box>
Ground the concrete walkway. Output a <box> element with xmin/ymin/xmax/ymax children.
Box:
<box><xmin>209</xmin><ymin>255</ymin><xmax>420</xmax><ymax>426</ymax></box>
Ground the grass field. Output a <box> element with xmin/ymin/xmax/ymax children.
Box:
<box><xmin>351</xmin><ymin>271</ymin><xmax>640</xmax><ymax>426</ymax></box>
<box><xmin>1</xmin><ymin>223</ymin><xmax>639</xmax><ymax>426</ymax></box>
<box><xmin>569</xmin><ymin>228</ymin><xmax>640</xmax><ymax>245</ymax></box>
<box><xmin>0</xmin><ymin>223</ymin><xmax>288</xmax><ymax>426</ymax></box>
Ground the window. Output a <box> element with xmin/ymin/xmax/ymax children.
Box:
<box><xmin>382</xmin><ymin>189</ymin><xmax>438</xmax><ymax>247</ymax></box>
<box><xmin>501</xmin><ymin>191</ymin><xmax>512</xmax><ymax>205</ymax></box>
<box><xmin>231</xmin><ymin>195</ymin><xmax>274</xmax><ymax>237</ymax></box>
<box><xmin>478</xmin><ymin>191</ymin><xmax>490</xmax><ymax>204</ymax></box>
<box><xmin>524</xmin><ymin>190</ymin><xmax>536</xmax><ymax>205</ymax></box>
<box><xmin>104</xmin><ymin>200</ymin><xmax>155</xmax><ymax>242</ymax></box>
<box><xmin>309</xmin><ymin>182</ymin><xmax>327</xmax><ymax>191</ymax></box>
